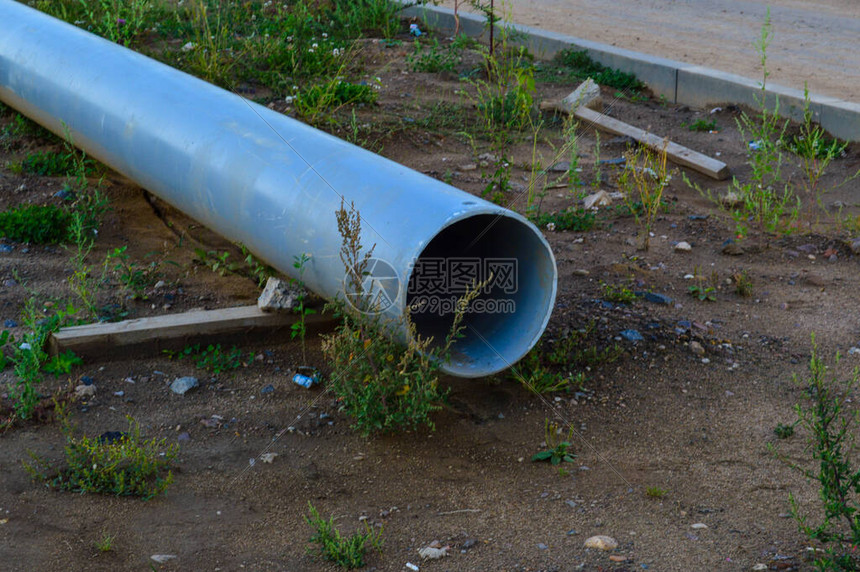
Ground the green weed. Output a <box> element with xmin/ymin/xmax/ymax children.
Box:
<box><xmin>618</xmin><ymin>142</ymin><xmax>672</xmax><ymax>250</ymax></box>
<box><xmin>772</xmin><ymin>335</ymin><xmax>860</xmax><ymax>569</ymax></box>
<box><xmin>164</xmin><ymin>343</ymin><xmax>248</xmax><ymax>375</ymax></box>
<box><xmin>291</xmin><ymin>253</ymin><xmax>315</xmax><ymax>364</ymax></box>
<box><xmin>321</xmin><ymin>201</ymin><xmax>474</xmax><ymax>436</ymax></box>
<box><xmin>543</xmin><ymin>48</ymin><xmax>643</xmax><ymax>91</ymax></box>
<box><xmin>94</xmin><ymin>530</ymin><xmax>117</xmax><ymax>553</ymax></box>
<box><xmin>305</xmin><ymin>502</ymin><xmax>384</xmax><ymax>569</ymax></box>
<box><xmin>406</xmin><ymin>36</ymin><xmax>464</xmax><ymax>73</ymax></box>
<box><xmin>25</xmin><ymin>414</ymin><xmax>178</xmax><ymax>500</ymax></box>
<box><xmin>601</xmin><ymin>281</ymin><xmax>637</xmax><ymax>304</ymax></box>
<box><xmin>774</xmin><ymin>422</ymin><xmax>795</xmax><ymax>439</ymax></box>
<box><xmin>0</xmin><ymin>204</ymin><xmax>72</xmax><ymax>244</ymax></box>
<box><xmin>683</xmin><ymin>118</ymin><xmax>717</xmax><ymax>132</ymax></box>
<box><xmin>646</xmin><ymin>486</ymin><xmax>669</xmax><ymax>499</ymax></box>
<box><xmin>532</xmin><ymin>419</ymin><xmax>576</xmax><ymax>466</ymax></box>
<box><xmin>531</xmin><ymin>207</ymin><xmax>595</xmax><ymax>232</ymax></box>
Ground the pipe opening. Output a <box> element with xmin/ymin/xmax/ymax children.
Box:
<box><xmin>407</xmin><ymin>214</ymin><xmax>556</xmax><ymax>377</ymax></box>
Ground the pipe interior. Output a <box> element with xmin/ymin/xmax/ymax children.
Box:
<box><xmin>407</xmin><ymin>214</ymin><xmax>555</xmax><ymax>377</ymax></box>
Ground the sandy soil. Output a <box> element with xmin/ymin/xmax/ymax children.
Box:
<box><xmin>2</xmin><ymin>30</ymin><xmax>860</xmax><ymax>572</ymax></box>
<box><xmin>441</xmin><ymin>0</ymin><xmax>860</xmax><ymax>102</ymax></box>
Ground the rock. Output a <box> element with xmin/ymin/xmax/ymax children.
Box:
<box><xmin>583</xmin><ymin>190</ymin><xmax>612</xmax><ymax>210</ymax></box>
<box><xmin>3</xmin><ymin>279</ymin><xmax>17</xmax><ymax>288</ymax></box>
<box><xmin>640</xmin><ymin>292</ymin><xmax>673</xmax><ymax>305</ymax></box>
<box><xmin>561</xmin><ymin>78</ymin><xmax>603</xmax><ymax>112</ymax></box>
<box><xmin>846</xmin><ymin>238</ymin><xmax>860</xmax><ymax>254</ymax></box>
<box><xmin>721</xmin><ymin>240</ymin><xmax>745</xmax><ymax>256</ymax></box>
<box><xmin>584</xmin><ymin>535</ymin><xmax>618</xmax><ymax>550</ymax></box>
<box><xmin>151</xmin><ymin>555</ymin><xmax>177</xmax><ymax>564</ymax></box>
<box><xmin>3</xmin><ymin>319</ymin><xmax>16</xmax><ymax>328</ymax></box>
<box><xmin>113</xmin><ymin>390</ymin><xmax>124</xmax><ymax>397</ymax></box>
<box><xmin>260</xmin><ymin>384</ymin><xmax>275</xmax><ymax>394</ymax></box>
<box><xmin>462</xmin><ymin>539</ymin><xmax>477</xmax><ymax>549</ymax></box>
<box><xmin>75</xmin><ymin>384</ymin><xmax>96</xmax><ymax>398</ymax></box>
<box><xmin>620</xmin><ymin>329</ymin><xmax>643</xmax><ymax>342</ymax></box>
<box><xmin>674</xmin><ymin>241</ymin><xmax>692</xmax><ymax>252</ymax></box>
<box><xmin>418</xmin><ymin>545</ymin><xmax>450</xmax><ymax>559</ymax></box>
<box><xmin>181</xmin><ymin>41</ymin><xmax>195</xmax><ymax>51</ymax></box>
<box><xmin>690</xmin><ymin>341</ymin><xmax>705</xmax><ymax>356</ymax></box>
<box><xmin>691</xmin><ymin>523</ymin><xmax>708</xmax><ymax>529</ymax></box>
<box><xmin>549</xmin><ymin>161</ymin><xmax>571</xmax><ymax>172</ymax></box>
<box><xmin>258</xmin><ymin>277</ymin><xmax>301</xmax><ymax>312</ymax></box>
<box><xmin>609</xmin><ymin>555</ymin><xmax>627</xmax><ymax>562</ymax></box>
<box><xmin>477</xmin><ymin>152</ymin><xmax>498</xmax><ymax>163</ymax></box>
<box><xmin>260</xmin><ymin>453</ymin><xmax>278</xmax><ymax>464</ymax></box>
<box><xmin>803</xmin><ymin>273</ymin><xmax>828</xmax><ymax>287</ymax></box>
<box><xmin>170</xmin><ymin>376</ymin><xmax>199</xmax><ymax>395</ymax></box>
<box><xmin>752</xmin><ymin>564</ymin><xmax>768</xmax><ymax>571</ymax></box>
<box><xmin>537</xmin><ymin>543</ymin><xmax>548</xmax><ymax>550</ymax></box>
<box><xmin>458</xmin><ymin>163</ymin><xmax>477</xmax><ymax>171</ymax></box>
<box><xmin>0</xmin><ymin>244</ymin><xmax>13</xmax><ymax>254</ymax></box>
<box><xmin>572</xmin><ymin>269</ymin><xmax>590</xmax><ymax>276</ymax></box>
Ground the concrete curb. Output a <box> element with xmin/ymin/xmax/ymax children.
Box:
<box><xmin>400</xmin><ymin>3</ymin><xmax>860</xmax><ymax>142</ymax></box>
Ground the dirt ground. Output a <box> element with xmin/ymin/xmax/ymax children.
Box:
<box><xmin>441</xmin><ymin>0</ymin><xmax>860</xmax><ymax>103</ymax></box>
<box><xmin>3</xmin><ymin>28</ymin><xmax>860</xmax><ymax>572</ymax></box>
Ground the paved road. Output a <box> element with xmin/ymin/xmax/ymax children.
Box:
<box><xmin>442</xmin><ymin>0</ymin><xmax>860</xmax><ymax>102</ymax></box>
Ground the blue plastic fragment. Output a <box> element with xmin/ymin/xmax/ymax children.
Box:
<box><xmin>620</xmin><ymin>329</ymin><xmax>644</xmax><ymax>342</ymax></box>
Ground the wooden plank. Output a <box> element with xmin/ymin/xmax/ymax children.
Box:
<box><xmin>47</xmin><ymin>305</ymin><xmax>333</xmax><ymax>359</ymax></box>
<box><xmin>542</xmin><ymin>100</ymin><xmax>730</xmax><ymax>180</ymax></box>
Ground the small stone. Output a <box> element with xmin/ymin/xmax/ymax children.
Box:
<box><xmin>462</xmin><ymin>539</ymin><xmax>477</xmax><ymax>549</ymax></box>
<box><xmin>609</xmin><ymin>555</ymin><xmax>627</xmax><ymax>562</ymax></box>
<box><xmin>113</xmin><ymin>390</ymin><xmax>124</xmax><ymax>397</ymax></box>
<box><xmin>80</xmin><ymin>375</ymin><xmax>94</xmax><ymax>386</ymax></box>
<box><xmin>170</xmin><ymin>376</ymin><xmax>199</xmax><ymax>395</ymax></box>
<box><xmin>258</xmin><ymin>277</ymin><xmax>301</xmax><ymax>312</ymax></box>
<box><xmin>561</xmin><ymin>78</ymin><xmax>603</xmax><ymax>112</ymax></box>
<box><xmin>153</xmin><ymin>280</ymin><xmax>166</xmax><ymax>290</ymax></box>
<box><xmin>549</xmin><ymin>161</ymin><xmax>571</xmax><ymax>172</ymax></box>
<box><xmin>690</xmin><ymin>341</ymin><xmax>705</xmax><ymax>356</ymax></box>
<box><xmin>151</xmin><ymin>555</ymin><xmax>177</xmax><ymax>564</ymax></box>
<box><xmin>674</xmin><ymin>241</ymin><xmax>692</xmax><ymax>252</ymax></box>
<box><xmin>802</xmin><ymin>273</ymin><xmax>828</xmax><ymax>287</ymax></box>
<box><xmin>260</xmin><ymin>384</ymin><xmax>275</xmax><ymax>395</ymax></box>
<box><xmin>537</xmin><ymin>543</ymin><xmax>549</xmax><ymax>550</ymax></box>
<box><xmin>3</xmin><ymin>279</ymin><xmax>17</xmax><ymax>288</ymax></box>
<box><xmin>418</xmin><ymin>545</ymin><xmax>449</xmax><ymax>559</ymax></box>
<box><xmin>0</xmin><ymin>244</ymin><xmax>13</xmax><ymax>254</ymax></box>
<box><xmin>572</xmin><ymin>269</ymin><xmax>590</xmax><ymax>276</ymax></box>
<box><xmin>752</xmin><ymin>565</ymin><xmax>768</xmax><ymax>571</ymax></box>
<box><xmin>75</xmin><ymin>384</ymin><xmax>96</xmax><ymax>398</ymax></box>
<box><xmin>722</xmin><ymin>241</ymin><xmax>745</xmax><ymax>256</ymax></box>
<box><xmin>641</xmin><ymin>292</ymin><xmax>673</xmax><ymax>305</ymax></box>
<box><xmin>181</xmin><ymin>41</ymin><xmax>195</xmax><ymax>51</ymax></box>
<box><xmin>3</xmin><ymin>319</ymin><xmax>17</xmax><ymax>328</ymax></box>
<box><xmin>260</xmin><ymin>453</ymin><xmax>278</xmax><ymax>464</ymax></box>
<box><xmin>584</xmin><ymin>535</ymin><xmax>618</xmax><ymax>550</ymax></box>
<box><xmin>846</xmin><ymin>238</ymin><xmax>860</xmax><ymax>255</ymax></box>
<box><xmin>583</xmin><ymin>190</ymin><xmax>612</xmax><ymax>210</ymax></box>
<box><xmin>458</xmin><ymin>163</ymin><xmax>477</xmax><ymax>171</ymax></box>
<box><xmin>620</xmin><ymin>329</ymin><xmax>643</xmax><ymax>342</ymax></box>
<box><xmin>177</xmin><ymin>432</ymin><xmax>191</xmax><ymax>441</ymax></box>
<box><xmin>691</xmin><ymin>523</ymin><xmax>708</xmax><ymax>529</ymax></box>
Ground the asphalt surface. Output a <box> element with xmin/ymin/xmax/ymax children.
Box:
<box><xmin>442</xmin><ymin>0</ymin><xmax>860</xmax><ymax>102</ymax></box>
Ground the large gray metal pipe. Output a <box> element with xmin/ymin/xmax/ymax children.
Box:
<box><xmin>0</xmin><ymin>0</ymin><xmax>556</xmax><ymax>377</ymax></box>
